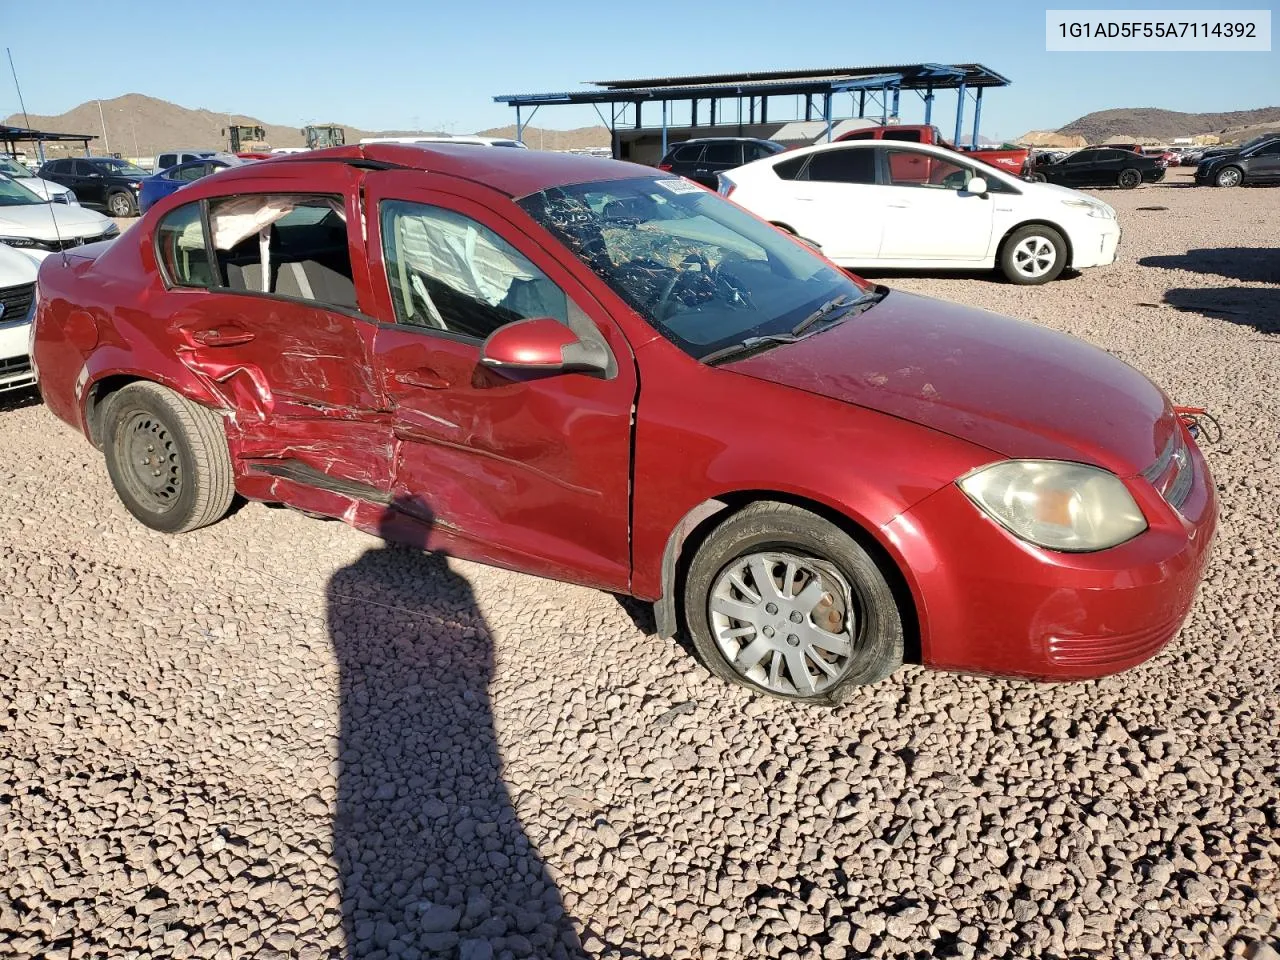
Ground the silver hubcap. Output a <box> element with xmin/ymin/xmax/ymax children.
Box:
<box><xmin>1012</xmin><ymin>236</ymin><xmax>1056</xmax><ymax>278</ymax></box>
<box><xmin>709</xmin><ymin>551</ymin><xmax>856</xmax><ymax>697</ymax></box>
<box><xmin>1219</xmin><ymin>169</ymin><xmax>1240</xmax><ymax>186</ymax></box>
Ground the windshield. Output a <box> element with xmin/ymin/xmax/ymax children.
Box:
<box><xmin>0</xmin><ymin>175</ymin><xmax>44</xmax><ymax>206</ymax></box>
<box><xmin>518</xmin><ymin>177</ymin><xmax>870</xmax><ymax>359</ymax></box>
<box><xmin>0</xmin><ymin>157</ymin><xmax>32</xmax><ymax>177</ymax></box>
<box><xmin>98</xmin><ymin>159</ymin><xmax>149</xmax><ymax>177</ymax></box>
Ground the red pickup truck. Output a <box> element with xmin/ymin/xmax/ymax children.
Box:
<box><xmin>834</xmin><ymin>124</ymin><xmax>1031</xmax><ymax>177</ymax></box>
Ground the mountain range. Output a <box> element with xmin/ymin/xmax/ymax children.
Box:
<box><xmin>4</xmin><ymin>93</ymin><xmax>610</xmax><ymax>158</ymax></box>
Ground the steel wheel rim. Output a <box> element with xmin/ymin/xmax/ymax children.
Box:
<box><xmin>709</xmin><ymin>550</ymin><xmax>857</xmax><ymax>697</ymax></box>
<box><xmin>1218</xmin><ymin>169</ymin><xmax>1241</xmax><ymax>187</ymax></box>
<box><xmin>1012</xmin><ymin>236</ymin><xmax>1056</xmax><ymax>278</ymax></box>
<box><xmin>120</xmin><ymin>411</ymin><xmax>181</xmax><ymax>511</ymax></box>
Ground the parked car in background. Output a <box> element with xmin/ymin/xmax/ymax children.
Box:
<box><xmin>154</xmin><ymin>149</ymin><xmax>227</xmax><ymax>174</ymax></box>
<box><xmin>1194</xmin><ymin>135</ymin><xmax>1280</xmax><ymax>187</ymax></box>
<box><xmin>0</xmin><ymin>242</ymin><xmax>40</xmax><ymax>393</ymax></box>
<box><xmin>835</xmin><ymin>125</ymin><xmax>1032</xmax><ymax>177</ymax></box>
<box><xmin>356</xmin><ymin>135</ymin><xmax>527</xmax><ymax>149</ymax></box>
<box><xmin>38</xmin><ymin>156</ymin><xmax>149</xmax><ymax>216</ymax></box>
<box><xmin>1032</xmin><ymin>148</ymin><xmax>1165</xmax><ymax>189</ymax></box>
<box><xmin>0</xmin><ymin>155</ymin><xmax>78</xmax><ymax>204</ymax></box>
<box><xmin>0</xmin><ymin>175</ymin><xmax>118</xmax><ymax>255</ymax></box>
<box><xmin>1180</xmin><ymin>149</ymin><xmax>1205</xmax><ymax>166</ymax></box>
<box><xmin>139</xmin><ymin>156</ymin><xmax>245</xmax><ymax>213</ymax></box>
<box><xmin>1197</xmin><ymin>133</ymin><xmax>1277</xmax><ymax>164</ymax></box>
<box><xmin>720</xmin><ymin>139</ymin><xmax>1120</xmax><ymax>284</ymax></box>
<box><xmin>31</xmin><ymin>144</ymin><xmax>1214</xmax><ymax>702</ymax></box>
<box><xmin>657</xmin><ymin>138</ymin><xmax>785</xmax><ymax>188</ymax></box>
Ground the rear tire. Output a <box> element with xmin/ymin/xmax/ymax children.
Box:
<box><xmin>1028</xmin><ymin>172</ymin><xmax>1047</xmax><ymax>183</ymax></box>
<box><xmin>101</xmin><ymin>382</ymin><xmax>234</xmax><ymax>533</ymax></box>
<box><xmin>682</xmin><ymin>502</ymin><xmax>903</xmax><ymax>704</ymax></box>
<box><xmin>1118</xmin><ymin>168</ymin><xmax>1142</xmax><ymax>189</ymax></box>
<box><xmin>107</xmin><ymin>190</ymin><xmax>137</xmax><ymax>217</ymax></box>
<box><xmin>999</xmin><ymin>224</ymin><xmax>1067</xmax><ymax>285</ymax></box>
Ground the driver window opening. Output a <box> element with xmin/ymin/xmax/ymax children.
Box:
<box><xmin>209</xmin><ymin>194</ymin><xmax>357</xmax><ymax>310</ymax></box>
<box><xmin>380</xmin><ymin>200</ymin><xmax>568</xmax><ymax>339</ymax></box>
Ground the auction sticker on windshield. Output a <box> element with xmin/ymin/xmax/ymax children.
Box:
<box><xmin>655</xmin><ymin>179</ymin><xmax>706</xmax><ymax>195</ymax></box>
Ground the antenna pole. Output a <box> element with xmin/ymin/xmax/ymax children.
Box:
<box><xmin>6</xmin><ymin>48</ymin><xmax>30</xmax><ymax>127</ymax></box>
<box><xmin>97</xmin><ymin>99</ymin><xmax>111</xmax><ymax>154</ymax></box>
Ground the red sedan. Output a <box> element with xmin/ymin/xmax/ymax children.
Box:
<box><xmin>31</xmin><ymin>145</ymin><xmax>1216</xmax><ymax>703</ymax></box>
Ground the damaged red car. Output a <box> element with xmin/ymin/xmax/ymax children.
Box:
<box><xmin>32</xmin><ymin>145</ymin><xmax>1216</xmax><ymax>703</ymax></box>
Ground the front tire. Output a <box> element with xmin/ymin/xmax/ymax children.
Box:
<box><xmin>1215</xmin><ymin>166</ymin><xmax>1243</xmax><ymax>188</ymax></box>
<box><xmin>1000</xmin><ymin>224</ymin><xmax>1067</xmax><ymax>285</ymax></box>
<box><xmin>1118</xmin><ymin>168</ymin><xmax>1142</xmax><ymax>189</ymax></box>
<box><xmin>683</xmin><ymin>502</ymin><xmax>903</xmax><ymax>704</ymax></box>
<box><xmin>101</xmin><ymin>382</ymin><xmax>234</xmax><ymax>533</ymax></box>
<box><xmin>107</xmin><ymin>190</ymin><xmax>138</xmax><ymax>217</ymax></box>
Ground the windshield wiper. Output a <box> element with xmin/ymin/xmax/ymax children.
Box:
<box><xmin>702</xmin><ymin>289</ymin><xmax>887</xmax><ymax>366</ymax></box>
<box><xmin>700</xmin><ymin>334</ymin><xmax>800</xmax><ymax>366</ymax></box>
<box><xmin>790</xmin><ymin>289</ymin><xmax>886</xmax><ymax>337</ymax></box>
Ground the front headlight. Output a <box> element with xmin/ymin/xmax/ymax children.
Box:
<box><xmin>958</xmin><ymin>460</ymin><xmax>1147</xmax><ymax>552</ymax></box>
<box><xmin>1061</xmin><ymin>198</ymin><xmax>1115</xmax><ymax>220</ymax></box>
<box><xmin>102</xmin><ymin>223</ymin><xmax>120</xmax><ymax>237</ymax></box>
<box><xmin>0</xmin><ymin>235</ymin><xmax>39</xmax><ymax>248</ymax></box>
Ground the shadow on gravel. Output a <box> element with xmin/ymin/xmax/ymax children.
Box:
<box><xmin>0</xmin><ymin>386</ymin><xmax>41</xmax><ymax>413</ymax></box>
<box><xmin>1140</xmin><ymin>248</ymin><xmax>1280</xmax><ymax>285</ymax></box>
<box><xmin>327</xmin><ymin>498</ymin><xmax>585</xmax><ymax>959</ymax></box>
<box><xmin>1163</xmin><ymin>287</ymin><xmax>1280</xmax><ymax>335</ymax></box>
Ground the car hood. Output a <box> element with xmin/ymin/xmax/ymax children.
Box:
<box><xmin>15</xmin><ymin>177</ymin><xmax>71</xmax><ymax>201</ymax></box>
<box><xmin>724</xmin><ymin>290</ymin><xmax>1175</xmax><ymax>477</ymax></box>
<box><xmin>0</xmin><ymin>243</ymin><xmax>40</xmax><ymax>285</ymax></box>
<box><xmin>0</xmin><ymin>203</ymin><xmax>115</xmax><ymax>240</ymax></box>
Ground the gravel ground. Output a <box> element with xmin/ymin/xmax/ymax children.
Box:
<box><xmin>2</xmin><ymin>168</ymin><xmax>1277</xmax><ymax>959</ymax></box>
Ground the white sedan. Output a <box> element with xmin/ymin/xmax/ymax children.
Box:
<box><xmin>0</xmin><ymin>243</ymin><xmax>39</xmax><ymax>393</ymax></box>
<box><xmin>0</xmin><ymin>155</ymin><xmax>77</xmax><ymax>204</ymax></box>
<box><xmin>719</xmin><ymin>140</ymin><xmax>1121</xmax><ymax>284</ymax></box>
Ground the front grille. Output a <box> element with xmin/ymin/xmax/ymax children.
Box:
<box><xmin>1142</xmin><ymin>428</ymin><xmax>1194</xmax><ymax>511</ymax></box>
<box><xmin>0</xmin><ymin>282</ymin><xmax>34</xmax><ymax>322</ymax></box>
<box><xmin>0</xmin><ymin>355</ymin><xmax>31</xmax><ymax>374</ymax></box>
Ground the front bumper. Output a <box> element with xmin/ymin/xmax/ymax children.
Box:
<box><xmin>882</xmin><ymin>431</ymin><xmax>1216</xmax><ymax>680</ymax></box>
<box><xmin>0</xmin><ymin>318</ymin><xmax>36</xmax><ymax>392</ymax></box>
<box><xmin>1070</xmin><ymin>219</ymin><xmax>1122</xmax><ymax>270</ymax></box>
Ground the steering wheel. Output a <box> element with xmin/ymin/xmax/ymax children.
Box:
<box><xmin>655</xmin><ymin>252</ymin><xmax>714</xmax><ymax>321</ymax></box>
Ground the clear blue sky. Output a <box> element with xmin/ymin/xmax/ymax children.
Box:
<box><xmin>4</xmin><ymin>0</ymin><xmax>1276</xmax><ymax>138</ymax></box>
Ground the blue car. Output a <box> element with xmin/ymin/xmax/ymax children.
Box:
<box><xmin>139</xmin><ymin>157</ymin><xmax>245</xmax><ymax>213</ymax></box>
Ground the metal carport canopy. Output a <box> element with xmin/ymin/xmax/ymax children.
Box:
<box><xmin>493</xmin><ymin>63</ymin><xmax>1010</xmax><ymax>153</ymax></box>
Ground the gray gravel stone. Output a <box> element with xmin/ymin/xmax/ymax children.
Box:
<box><xmin>0</xmin><ymin>176</ymin><xmax>1275</xmax><ymax>960</ymax></box>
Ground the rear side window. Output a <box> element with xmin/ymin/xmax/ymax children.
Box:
<box><xmin>71</xmin><ymin>160</ymin><xmax>92</xmax><ymax>175</ymax></box>
<box><xmin>155</xmin><ymin>203</ymin><xmax>213</xmax><ymax>288</ymax></box>
<box><xmin>671</xmin><ymin>144</ymin><xmax>704</xmax><ymax>163</ymax></box>
<box><xmin>882</xmin><ymin>129</ymin><xmax>922</xmax><ymax>142</ymax></box>
<box><xmin>158</xmin><ymin>153</ymin><xmax>177</xmax><ymax>170</ymax></box>
<box><xmin>805</xmin><ymin>149</ymin><xmax>877</xmax><ymax>184</ymax></box>
<box><xmin>703</xmin><ymin>142</ymin><xmax>742</xmax><ymax>165</ymax></box>
<box><xmin>772</xmin><ymin>155</ymin><xmax>809</xmax><ymax>180</ymax></box>
<box><xmin>840</xmin><ymin>131</ymin><xmax>876</xmax><ymax>141</ymax></box>
<box><xmin>210</xmin><ymin>194</ymin><xmax>356</xmax><ymax>309</ymax></box>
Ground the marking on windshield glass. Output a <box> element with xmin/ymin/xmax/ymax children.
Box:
<box><xmin>655</xmin><ymin>179</ymin><xmax>704</xmax><ymax>195</ymax></box>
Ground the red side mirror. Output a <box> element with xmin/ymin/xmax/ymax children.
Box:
<box><xmin>480</xmin><ymin>317</ymin><xmax>611</xmax><ymax>378</ymax></box>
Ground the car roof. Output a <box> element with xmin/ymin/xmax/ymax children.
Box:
<box><xmin>202</xmin><ymin>144</ymin><xmax>655</xmax><ymax>197</ymax></box>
